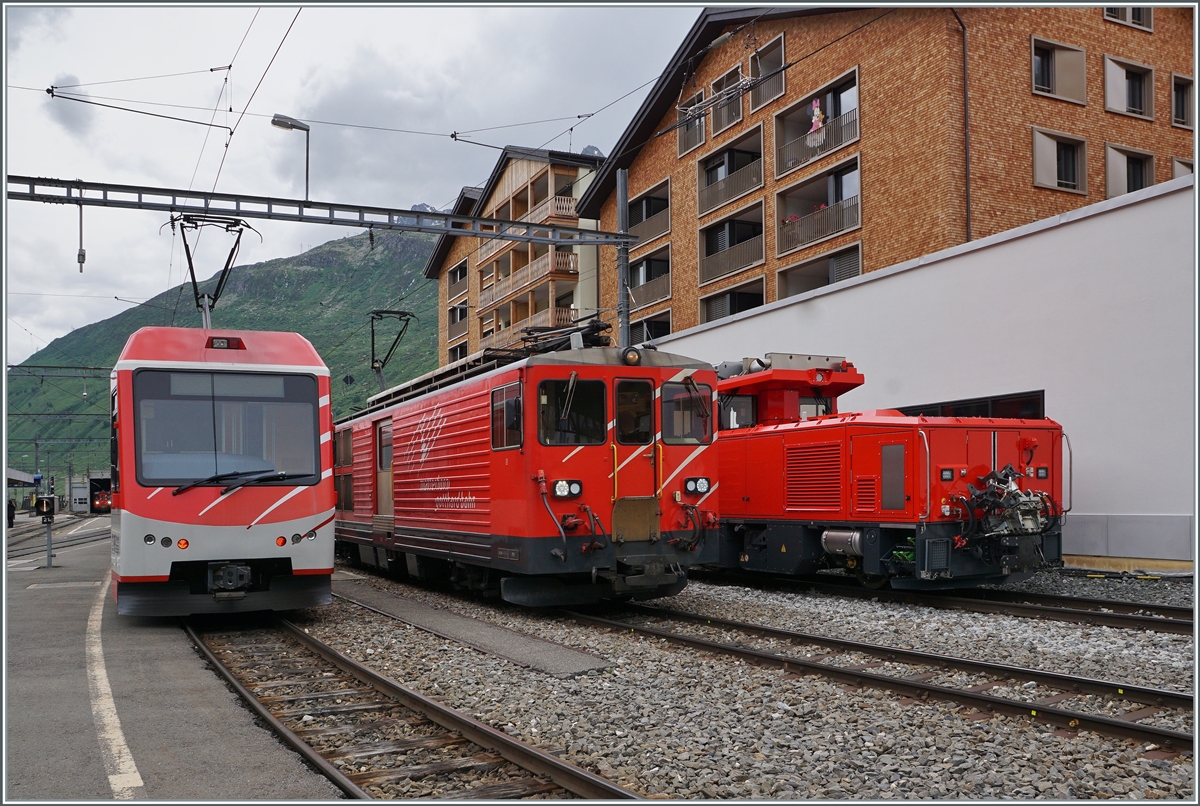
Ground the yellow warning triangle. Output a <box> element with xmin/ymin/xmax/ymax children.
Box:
<box><xmin>781</xmin><ymin>544</ymin><xmax>786</xmax><ymax>552</ymax></box>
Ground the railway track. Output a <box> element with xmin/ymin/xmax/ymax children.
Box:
<box><xmin>563</xmin><ymin>604</ymin><xmax>1194</xmax><ymax>754</ymax></box>
<box><xmin>708</xmin><ymin>573</ymin><xmax>1194</xmax><ymax>635</ymax></box>
<box><xmin>6</xmin><ymin>529</ymin><xmax>110</xmax><ymax>560</ymax></box>
<box><xmin>186</xmin><ymin>619</ymin><xmax>638</xmax><ymax>800</ymax></box>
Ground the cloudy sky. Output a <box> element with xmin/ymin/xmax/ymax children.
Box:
<box><xmin>4</xmin><ymin>4</ymin><xmax>702</xmax><ymax>364</ymax></box>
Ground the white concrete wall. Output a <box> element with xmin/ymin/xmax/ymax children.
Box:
<box><xmin>658</xmin><ymin>176</ymin><xmax>1196</xmax><ymax>561</ymax></box>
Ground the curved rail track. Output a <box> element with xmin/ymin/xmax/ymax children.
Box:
<box><xmin>564</xmin><ymin>604</ymin><xmax>1193</xmax><ymax>754</ymax></box>
<box><xmin>186</xmin><ymin>619</ymin><xmax>639</xmax><ymax>800</ymax></box>
<box><xmin>703</xmin><ymin>573</ymin><xmax>1194</xmax><ymax>635</ymax></box>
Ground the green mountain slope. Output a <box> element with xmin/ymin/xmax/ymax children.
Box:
<box><xmin>6</xmin><ymin>230</ymin><xmax>438</xmax><ymax>479</ymax></box>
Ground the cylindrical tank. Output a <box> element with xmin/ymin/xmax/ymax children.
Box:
<box><xmin>821</xmin><ymin>528</ymin><xmax>863</xmax><ymax>556</ymax></box>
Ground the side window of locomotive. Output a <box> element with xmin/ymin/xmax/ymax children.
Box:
<box><xmin>538</xmin><ymin>378</ymin><xmax>606</xmax><ymax>445</ymax></box>
<box><xmin>616</xmin><ymin>380</ymin><xmax>654</xmax><ymax>445</ymax></box>
<box><xmin>491</xmin><ymin>383</ymin><xmax>522</xmax><ymax>450</ymax></box>
<box><xmin>110</xmin><ymin>391</ymin><xmax>120</xmax><ymax>493</ymax></box>
<box><xmin>800</xmin><ymin>396</ymin><xmax>830</xmax><ymax>419</ymax></box>
<box><xmin>719</xmin><ymin>394</ymin><xmax>757</xmax><ymax>430</ymax></box>
<box><xmin>377</xmin><ymin>423</ymin><xmax>393</xmax><ymax>469</ymax></box>
<box><xmin>662</xmin><ymin>381</ymin><xmax>713</xmax><ymax>445</ymax></box>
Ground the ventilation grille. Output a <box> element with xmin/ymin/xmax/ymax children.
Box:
<box><xmin>854</xmin><ymin>476</ymin><xmax>877</xmax><ymax>512</ymax></box>
<box><xmin>785</xmin><ymin>444</ymin><xmax>841</xmax><ymax>510</ymax></box>
<box><xmin>831</xmin><ymin>248</ymin><xmax>861</xmax><ymax>283</ymax></box>
<box><xmin>924</xmin><ymin>538</ymin><xmax>951</xmax><ymax>572</ymax></box>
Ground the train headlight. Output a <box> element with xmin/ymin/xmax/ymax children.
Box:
<box><xmin>553</xmin><ymin>480</ymin><xmax>582</xmax><ymax>498</ymax></box>
<box><xmin>291</xmin><ymin>533</ymin><xmax>303</xmax><ymax>544</ymax></box>
<box><xmin>276</xmin><ymin>536</ymin><xmax>287</xmax><ymax>547</ymax></box>
<box><xmin>621</xmin><ymin>346</ymin><xmax>642</xmax><ymax>366</ymax></box>
<box><xmin>176</xmin><ymin>539</ymin><xmax>189</xmax><ymax>550</ymax></box>
<box><xmin>160</xmin><ymin>536</ymin><xmax>172</xmax><ymax>548</ymax></box>
<box><xmin>684</xmin><ymin>477</ymin><xmax>710</xmax><ymax>495</ymax></box>
<box><xmin>305</xmin><ymin>530</ymin><xmax>317</xmax><ymax>540</ymax></box>
<box><xmin>144</xmin><ymin>534</ymin><xmax>156</xmax><ymax>545</ymax></box>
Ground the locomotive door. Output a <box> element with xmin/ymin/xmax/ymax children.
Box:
<box><xmin>375</xmin><ymin>421</ymin><xmax>393</xmax><ymax>516</ymax></box>
<box><xmin>612</xmin><ymin>379</ymin><xmax>659</xmax><ymax>542</ymax></box>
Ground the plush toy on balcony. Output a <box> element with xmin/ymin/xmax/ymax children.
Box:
<box><xmin>808</xmin><ymin>99</ymin><xmax>826</xmax><ymax>133</ymax></box>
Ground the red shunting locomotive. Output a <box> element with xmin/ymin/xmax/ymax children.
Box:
<box><xmin>715</xmin><ymin>353</ymin><xmax>1066</xmax><ymax>589</ymax></box>
<box><xmin>334</xmin><ymin>346</ymin><xmax>721</xmax><ymax>605</ymax></box>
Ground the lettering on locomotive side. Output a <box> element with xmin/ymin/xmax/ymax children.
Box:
<box><xmin>435</xmin><ymin>491</ymin><xmax>477</xmax><ymax>510</ymax></box>
<box><xmin>418</xmin><ymin>477</ymin><xmax>452</xmax><ymax>491</ymax></box>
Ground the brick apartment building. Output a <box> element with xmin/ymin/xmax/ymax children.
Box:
<box><xmin>424</xmin><ymin>148</ymin><xmax>605</xmax><ymax>365</ymax></box>
<box><xmin>576</xmin><ymin>6</ymin><xmax>1194</xmax><ymax>343</ymax></box>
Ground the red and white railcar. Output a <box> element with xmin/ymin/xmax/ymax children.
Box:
<box><xmin>716</xmin><ymin>353</ymin><xmax>1066</xmax><ymax>589</ymax></box>
<box><xmin>110</xmin><ymin>327</ymin><xmax>335</xmax><ymax>615</ymax></box>
<box><xmin>334</xmin><ymin>347</ymin><xmax>720</xmax><ymax>605</ymax></box>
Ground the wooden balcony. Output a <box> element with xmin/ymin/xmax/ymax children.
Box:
<box><xmin>631</xmin><ymin>208</ymin><xmax>670</xmax><ymax>246</ymax></box>
<box><xmin>776</xmin><ymin>108</ymin><xmax>858</xmax><ymax>176</ymax></box>
<box><xmin>629</xmin><ymin>272</ymin><xmax>671</xmax><ymax>309</ymax></box>
<box><xmin>777</xmin><ymin>196</ymin><xmax>860</xmax><ymax>254</ymax></box>
<box><xmin>478</xmin><ymin>251</ymin><xmax>577</xmax><ymax>311</ymax></box>
<box><xmin>447</xmin><ymin>317</ymin><xmax>468</xmax><ymax>341</ymax></box>
<box><xmin>698</xmin><ymin>158</ymin><xmax>763</xmax><ymax>215</ymax></box>
<box><xmin>700</xmin><ymin>234</ymin><xmax>764</xmax><ymax>284</ymax></box>
<box><xmin>750</xmin><ymin>71</ymin><xmax>784</xmax><ymax>110</ymax></box>
<box><xmin>476</xmin><ymin>196</ymin><xmax>578</xmax><ymax>263</ymax></box>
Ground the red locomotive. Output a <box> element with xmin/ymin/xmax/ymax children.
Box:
<box><xmin>334</xmin><ymin>343</ymin><xmax>721</xmax><ymax>605</ymax></box>
<box><xmin>110</xmin><ymin>327</ymin><xmax>336</xmax><ymax>615</ymax></box>
<box><xmin>715</xmin><ymin>353</ymin><xmax>1066</xmax><ymax>589</ymax></box>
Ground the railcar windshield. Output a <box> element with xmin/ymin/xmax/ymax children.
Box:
<box><xmin>538</xmin><ymin>377</ymin><xmax>606</xmax><ymax>445</ymax></box>
<box><xmin>662</xmin><ymin>381</ymin><xmax>713</xmax><ymax>444</ymax></box>
<box><xmin>133</xmin><ymin>370</ymin><xmax>319</xmax><ymax>486</ymax></box>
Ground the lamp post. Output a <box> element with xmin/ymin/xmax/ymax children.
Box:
<box><xmin>271</xmin><ymin>113</ymin><xmax>310</xmax><ymax>201</ymax></box>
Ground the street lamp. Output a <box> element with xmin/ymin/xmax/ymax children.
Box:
<box><xmin>271</xmin><ymin>113</ymin><xmax>311</xmax><ymax>201</ymax></box>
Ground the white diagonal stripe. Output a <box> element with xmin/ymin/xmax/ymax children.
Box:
<box><xmin>562</xmin><ymin>446</ymin><xmax>586</xmax><ymax>463</ymax></box>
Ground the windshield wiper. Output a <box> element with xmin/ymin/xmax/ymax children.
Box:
<box><xmin>683</xmin><ymin>375</ymin><xmax>712</xmax><ymax>424</ymax></box>
<box><xmin>173</xmin><ymin>470</ymin><xmax>273</xmax><ymax>496</ymax></box>
<box><xmin>221</xmin><ymin>472</ymin><xmax>313</xmax><ymax>495</ymax></box>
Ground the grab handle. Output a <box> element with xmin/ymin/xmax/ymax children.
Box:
<box><xmin>1062</xmin><ymin>431</ymin><xmax>1073</xmax><ymax>513</ymax></box>
<box><xmin>611</xmin><ymin>443</ymin><xmax>618</xmax><ymax>503</ymax></box>
<box><xmin>918</xmin><ymin>429</ymin><xmax>931</xmax><ymax>521</ymax></box>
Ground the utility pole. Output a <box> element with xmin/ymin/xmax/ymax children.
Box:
<box><xmin>616</xmin><ymin>169</ymin><xmax>631</xmax><ymax>349</ymax></box>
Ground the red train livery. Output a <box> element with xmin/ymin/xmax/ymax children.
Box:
<box><xmin>333</xmin><ymin>347</ymin><xmax>721</xmax><ymax>605</ymax></box>
<box><xmin>715</xmin><ymin>354</ymin><xmax>1065</xmax><ymax>588</ymax></box>
<box><xmin>110</xmin><ymin>327</ymin><xmax>336</xmax><ymax>615</ymax></box>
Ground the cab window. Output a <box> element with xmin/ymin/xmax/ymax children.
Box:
<box><xmin>662</xmin><ymin>380</ymin><xmax>713</xmax><ymax>444</ymax></box>
<box><xmin>719</xmin><ymin>394</ymin><xmax>757</xmax><ymax>430</ymax></box>
<box><xmin>616</xmin><ymin>380</ymin><xmax>654</xmax><ymax>445</ymax></box>
<box><xmin>491</xmin><ymin>383</ymin><xmax>522</xmax><ymax>449</ymax></box>
<box><xmin>538</xmin><ymin>376</ymin><xmax>606</xmax><ymax>445</ymax></box>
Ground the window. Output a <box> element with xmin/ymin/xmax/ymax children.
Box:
<box><xmin>711</xmin><ymin>67</ymin><xmax>744</xmax><ymax>134</ymax></box>
<box><xmin>705</xmin><ymin>218</ymin><xmax>763</xmax><ymax>256</ymax></box>
<box><xmin>630</xmin><ymin>254</ymin><xmax>669</xmax><ymax>288</ymax></box>
<box><xmin>832</xmin><ymin>164</ymin><xmax>860</xmax><ymax>202</ymax></box>
<box><xmin>1104</xmin><ymin>7</ymin><xmax>1152</xmax><ymax>30</ymax></box>
<box><xmin>677</xmin><ymin>91</ymin><xmax>705</xmax><ymax>156</ymax></box>
<box><xmin>377</xmin><ymin>422</ymin><xmax>392</xmax><ymax>471</ymax></box>
<box><xmin>702</xmin><ymin>279</ymin><xmax>764</xmax><ymax>323</ymax></box>
<box><xmin>449</xmin><ymin>302</ymin><xmax>468</xmax><ymax>324</ymax></box>
<box><xmin>537</xmin><ymin>378</ymin><xmax>606</xmax><ymax>445</ymax></box>
<box><xmin>110</xmin><ymin>391</ymin><xmax>119</xmax><ymax>493</ymax></box>
<box><xmin>1105</xmin><ymin>56</ymin><xmax>1154</xmax><ymax>119</ymax></box>
<box><xmin>750</xmin><ymin>35</ymin><xmax>785</xmax><ymax>110</ymax></box>
<box><xmin>1031</xmin><ymin>38</ymin><xmax>1086</xmax><ymax>103</ymax></box>
<box><xmin>616</xmin><ymin>380</ymin><xmax>654</xmax><ymax>445</ymax></box>
<box><xmin>662</xmin><ymin>381</ymin><xmax>713</xmax><ymax>445</ymax></box>
<box><xmin>490</xmin><ymin>383</ymin><xmax>522</xmax><ymax>450</ymax></box>
<box><xmin>449</xmin><ymin>261</ymin><xmax>467</xmax><ymax>285</ymax></box>
<box><xmin>1105</xmin><ymin>144</ymin><xmax>1155</xmax><ymax>198</ymax></box>
<box><xmin>448</xmin><ymin>343</ymin><xmax>469</xmax><ymax>363</ymax></box>
<box><xmin>1173</xmin><ymin>75</ymin><xmax>1193</xmax><ymax>128</ymax></box>
<box><xmin>718</xmin><ymin>394</ymin><xmax>757</xmax><ymax>430</ymax></box>
<box><xmin>898</xmin><ymin>391</ymin><xmax>1044</xmax><ymax>419</ymax></box>
<box><xmin>703</xmin><ymin>147</ymin><xmax>761</xmax><ymax>188</ymax></box>
<box><xmin>630</xmin><ymin>314</ymin><xmax>671</xmax><ymax>345</ymax></box>
<box><xmin>1032</xmin><ymin>128</ymin><xmax>1087</xmax><ymax>194</ymax></box>
<box><xmin>779</xmin><ymin>245</ymin><xmax>861</xmax><ymax>298</ymax></box>
<box><xmin>132</xmin><ymin>370</ymin><xmax>319</xmax><ymax>485</ymax></box>
<box><xmin>629</xmin><ymin>193</ymin><xmax>668</xmax><ymax>227</ymax></box>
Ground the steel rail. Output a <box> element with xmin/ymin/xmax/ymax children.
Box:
<box><xmin>940</xmin><ymin>588</ymin><xmax>1193</xmax><ymax>621</ymax></box>
<box><xmin>184</xmin><ymin>622</ymin><xmax>371</xmax><ymax>799</ymax></box>
<box><xmin>625</xmin><ymin>603</ymin><xmax>1193</xmax><ymax>710</ymax></box>
<box><xmin>5</xmin><ymin>529</ymin><xmax>110</xmax><ymax>558</ymax></box>
<box><xmin>728</xmin><ymin>574</ymin><xmax>1194</xmax><ymax>635</ymax></box>
<box><xmin>562</xmin><ymin>610</ymin><xmax>1194</xmax><ymax>752</ymax></box>
<box><xmin>278</xmin><ymin>620</ymin><xmax>641</xmax><ymax>800</ymax></box>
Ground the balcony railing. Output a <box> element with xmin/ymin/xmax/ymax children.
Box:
<box><xmin>477</xmin><ymin>232</ymin><xmax>508</xmax><ymax>262</ymax></box>
<box><xmin>448</xmin><ymin>276</ymin><xmax>468</xmax><ymax>300</ymax></box>
<box><xmin>525</xmin><ymin>195</ymin><xmax>577</xmax><ymax>224</ymax></box>
<box><xmin>479</xmin><ymin>307</ymin><xmax>577</xmax><ymax>350</ymax></box>
<box><xmin>478</xmin><ymin>252</ymin><xmax>577</xmax><ymax>311</ymax></box>
<box><xmin>448</xmin><ymin>317</ymin><xmax>468</xmax><ymax>341</ymax></box>
<box><xmin>776</xmin><ymin>108</ymin><xmax>859</xmax><ymax>175</ymax></box>
<box><xmin>698</xmin><ymin>158</ymin><xmax>763</xmax><ymax>215</ymax></box>
<box><xmin>750</xmin><ymin>71</ymin><xmax>784</xmax><ymax>110</ymax></box>
<box><xmin>700</xmin><ymin>234</ymin><xmax>764</xmax><ymax>284</ymax></box>
<box><xmin>629</xmin><ymin>272</ymin><xmax>671</xmax><ymax>309</ymax></box>
<box><xmin>678</xmin><ymin>119</ymin><xmax>703</xmax><ymax>155</ymax></box>
<box><xmin>712</xmin><ymin>97</ymin><xmax>742</xmax><ymax>133</ymax></box>
<box><xmin>777</xmin><ymin>195</ymin><xmax>860</xmax><ymax>254</ymax></box>
<box><xmin>631</xmin><ymin>208</ymin><xmax>670</xmax><ymax>245</ymax></box>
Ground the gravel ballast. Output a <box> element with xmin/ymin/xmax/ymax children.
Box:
<box><xmin>290</xmin><ymin>567</ymin><xmax>1195</xmax><ymax>799</ymax></box>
